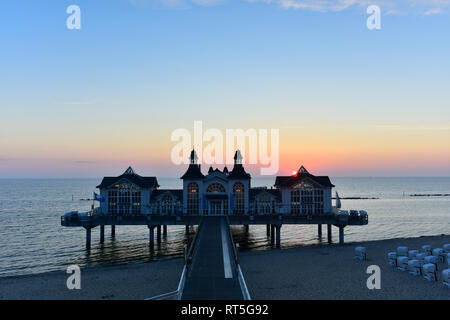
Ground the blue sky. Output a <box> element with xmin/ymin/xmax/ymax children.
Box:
<box><xmin>0</xmin><ymin>0</ymin><xmax>449</xmax><ymax>178</ymax></box>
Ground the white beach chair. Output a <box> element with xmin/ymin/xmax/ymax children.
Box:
<box><xmin>422</xmin><ymin>245</ymin><xmax>432</xmax><ymax>255</ymax></box>
<box><xmin>397</xmin><ymin>246</ymin><xmax>408</xmax><ymax>257</ymax></box>
<box><xmin>408</xmin><ymin>259</ymin><xmax>421</xmax><ymax>276</ymax></box>
<box><xmin>408</xmin><ymin>250</ymin><xmax>419</xmax><ymax>259</ymax></box>
<box><xmin>423</xmin><ymin>263</ymin><xmax>437</xmax><ymax>281</ymax></box>
<box><xmin>443</xmin><ymin>244</ymin><xmax>450</xmax><ymax>253</ymax></box>
<box><xmin>354</xmin><ymin>247</ymin><xmax>367</xmax><ymax>261</ymax></box>
<box><xmin>415</xmin><ymin>253</ymin><xmax>427</xmax><ymax>267</ymax></box>
<box><xmin>397</xmin><ymin>256</ymin><xmax>409</xmax><ymax>271</ymax></box>
<box><xmin>388</xmin><ymin>252</ymin><xmax>397</xmax><ymax>267</ymax></box>
<box><xmin>442</xmin><ymin>269</ymin><xmax>450</xmax><ymax>288</ymax></box>
<box><xmin>424</xmin><ymin>255</ymin><xmax>439</xmax><ymax>270</ymax></box>
<box><xmin>432</xmin><ymin>248</ymin><xmax>445</xmax><ymax>263</ymax></box>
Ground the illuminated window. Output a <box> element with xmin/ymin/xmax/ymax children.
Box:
<box><xmin>187</xmin><ymin>182</ymin><xmax>199</xmax><ymax>215</ymax></box>
<box><xmin>108</xmin><ymin>181</ymin><xmax>141</xmax><ymax>215</ymax></box>
<box><xmin>233</xmin><ymin>182</ymin><xmax>245</xmax><ymax>215</ymax></box>
<box><xmin>291</xmin><ymin>182</ymin><xmax>323</xmax><ymax>215</ymax></box>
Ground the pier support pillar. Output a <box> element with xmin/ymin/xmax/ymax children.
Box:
<box><xmin>163</xmin><ymin>225</ymin><xmax>167</xmax><ymax>237</ymax></box>
<box><xmin>185</xmin><ymin>225</ymin><xmax>190</xmax><ymax>234</ymax></box>
<box><xmin>318</xmin><ymin>224</ymin><xmax>322</xmax><ymax>238</ymax></box>
<box><xmin>85</xmin><ymin>227</ymin><xmax>92</xmax><ymax>249</ymax></box>
<box><xmin>100</xmin><ymin>225</ymin><xmax>105</xmax><ymax>243</ymax></box>
<box><xmin>266</xmin><ymin>224</ymin><xmax>270</xmax><ymax>236</ymax></box>
<box><xmin>270</xmin><ymin>225</ymin><xmax>275</xmax><ymax>245</ymax></box>
<box><xmin>275</xmin><ymin>225</ymin><xmax>281</xmax><ymax>248</ymax></box>
<box><xmin>111</xmin><ymin>225</ymin><xmax>115</xmax><ymax>237</ymax></box>
<box><xmin>339</xmin><ymin>227</ymin><xmax>344</xmax><ymax>245</ymax></box>
<box><xmin>244</xmin><ymin>225</ymin><xmax>249</xmax><ymax>233</ymax></box>
<box><xmin>327</xmin><ymin>224</ymin><xmax>332</xmax><ymax>243</ymax></box>
<box><xmin>148</xmin><ymin>226</ymin><xmax>155</xmax><ymax>246</ymax></box>
<box><xmin>157</xmin><ymin>225</ymin><xmax>161</xmax><ymax>242</ymax></box>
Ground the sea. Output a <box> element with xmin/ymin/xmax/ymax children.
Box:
<box><xmin>0</xmin><ymin>177</ymin><xmax>449</xmax><ymax>278</ymax></box>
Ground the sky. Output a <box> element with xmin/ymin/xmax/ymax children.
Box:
<box><xmin>0</xmin><ymin>0</ymin><xmax>449</xmax><ymax>178</ymax></box>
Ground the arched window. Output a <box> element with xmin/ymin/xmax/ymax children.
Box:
<box><xmin>108</xmin><ymin>181</ymin><xmax>141</xmax><ymax>215</ymax></box>
<box><xmin>291</xmin><ymin>182</ymin><xmax>323</xmax><ymax>215</ymax></box>
<box><xmin>161</xmin><ymin>195</ymin><xmax>173</xmax><ymax>215</ymax></box>
<box><xmin>187</xmin><ymin>182</ymin><xmax>199</xmax><ymax>215</ymax></box>
<box><xmin>233</xmin><ymin>182</ymin><xmax>245</xmax><ymax>215</ymax></box>
<box><xmin>206</xmin><ymin>183</ymin><xmax>226</xmax><ymax>193</ymax></box>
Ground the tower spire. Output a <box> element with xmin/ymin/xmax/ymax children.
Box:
<box><xmin>234</xmin><ymin>149</ymin><xmax>243</xmax><ymax>165</ymax></box>
<box><xmin>190</xmin><ymin>149</ymin><xmax>198</xmax><ymax>165</ymax></box>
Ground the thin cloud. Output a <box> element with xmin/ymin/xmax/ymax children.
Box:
<box><xmin>424</xmin><ymin>8</ymin><xmax>442</xmax><ymax>15</ymax></box>
<box><xmin>251</xmin><ymin>0</ymin><xmax>450</xmax><ymax>14</ymax></box>
<box><xmin>74</xmin><ymin>161</ymin><xmax>97</xmax><ymax>164</ymax></box>
<box><xmin>129</xmin><ymin>0</ymin><xmax>450</xmax><ymax>14</ymax></box>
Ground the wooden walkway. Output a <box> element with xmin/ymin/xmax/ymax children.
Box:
<box><xmin>181</xmin><ymin>217</ymin><xmax>244</xmax><ymax>300</ymax></box>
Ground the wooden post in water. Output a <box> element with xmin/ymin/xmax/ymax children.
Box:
<box><xmin>185</xmin><ymin>225</ymin><xmax>190</xmax><ymax>234</ymax></box>
<box><xmin>327</xmin><ymin>224</ymin><xmax>332</xmax><ymax>243</ymax></box>
<box><xmin>275</xmin><ymin>225</ymin><xmax>281</xmax><ymax>248</ymax></box>
<box><xmin>100</xmin><ymin>225</ymin><xmax>105</xmax><ymax>243</ymax></box>
<box><xmin>148</xmin><ymin>226</ymin><xmax>155</xmax><ymax>246</ymax></box>
<box><xmin>270</xmin><ymin>225</ymin><xmax>275</xmax><ymax>245</ymax></box>
<box><xmin>163</xmin><ymin>225</ymin><xmax>167</xmax><ymax>236</ymax></box>
<box><xmin>244</xmin><ymin>225</ymin><xmax>249</xmax><ymax>233</ymax></box>
<box><xmin>85</xmin><ymin>227</ymin><xmax>92</xmax><ymax>249</ymax></box>
<box><xmin>318</xmin><ymin>224</ymin><xmax>322</xmax><ymax>238</ymax></box>
<box><xmin>157</xmin><ymin>225</ymin><xmax>161</xmax><ymax>242</ymax></box>
<box><xmin>111</xmin><ymin>225</ymin><xmax>115</xmax><ymax>237</ymax></box>
<box><xmin>339</xmin><ymin>226</ymin><xmax>344</xmax><ymax>245</ymax></box>
<box><xmin>266</xmin><ymin>224</ymin><xmax>270</xmax><ymax>236</ymax></box>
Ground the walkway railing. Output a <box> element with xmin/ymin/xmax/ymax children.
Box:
<box><xmin>144</xmin><ymin>217</ymin><xmax>204</xmax><ymax>300</ymax></box>
<box><xmin>225</xmin><ymin>216</ymin><xmax>251</xmax><ymax>300</ymax></box>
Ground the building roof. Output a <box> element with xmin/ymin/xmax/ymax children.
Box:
<box><xmin>96</xmin><ymin>167</ymin><xmax>159</xmax><ymax>189</ymax></box>
<box><xmin>150</xmin><ymin>189</ymin><xmax>183</xmax><ymax>201</ymax></box>
<box><xmin>228</xmin><ymin>164</ymin><xmax>251</xmax><ymax>179</ymax></box>
<box><xmin>180</xmin><ymin>164</ymin><xmax>205</xmax><ymax>180</ymax></box>
<box><xmin>274</xmin><ymin>167</ymin><xmax>334</xmax><ymax>188</ymax></box>
<box><xmin>249</xmin><ymin>188</ymin><xmax>281</xmax><ymax>202</ymax></box>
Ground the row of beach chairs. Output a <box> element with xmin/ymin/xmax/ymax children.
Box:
<box><xmin>388</xmin><ymin>244</ymin><xmax>450</xmax><ymax>287</ymax></box>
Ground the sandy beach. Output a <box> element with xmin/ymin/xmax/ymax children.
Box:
<box><xmin>0</xmin><ymin>235</ymin><xmax>448</xmax><ymax>300</ymax></box>
<box><xmin>241</xmin><ymin>234</ymin><xmax>450</xmax><ymax>300</ymax></box>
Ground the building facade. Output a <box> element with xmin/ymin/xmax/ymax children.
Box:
<box><xmin>96</xmin><ymin>150</ymin><xmax>335</xmax><ymax>216</ymax></box>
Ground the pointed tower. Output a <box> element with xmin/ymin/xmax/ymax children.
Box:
<box><xmin>189</xmin><ymin>149</ymin><xmax>198</xmax><ymax>165</ymax></box>
<box><xmin>229</xmin><ymin>150</ymin><xmax>250</xmax><ymax>179</ymax></box>
<box><xmin>181</xmin><ymin>149</ymin><xmax>204</xmax><ymax>215</ymax></box>
<box><xmin>298</xmin><ymin>165</ymin><xmax>309</xmax><ymax>174</ymax></box>
<box><xmin>233</xmin><ymin>149</ymin><xmax>243</xmax><ymax>165</ymax></box>
<box><xmin>123</xmin><ymin>166</ymin><xmax>135</xmax><ymax>175</ymax></box>
<box><xmin>181</xmin><ymin>149</ymin><xmax>204</xmax><ymax>180</ymax></box>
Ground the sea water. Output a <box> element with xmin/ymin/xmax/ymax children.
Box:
<box><xmin>0</xmin><ymin>177</ymin><xmax>448</xmax><ymax>277</ymax></box>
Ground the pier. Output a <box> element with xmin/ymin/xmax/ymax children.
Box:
<box><xmin>61</xmin><ymin>209</ymin><xmax>368</xmax><ymax>249</ymax></box>
<box><xmin>60</xmin><ymin>154</ymin><xmax>369</xmax><ymax>299</ymax></box>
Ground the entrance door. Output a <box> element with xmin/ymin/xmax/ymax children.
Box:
<box><xmin>209</xmin><ymin>201</ymin><xmax>222</xmax><ymax>215</ymax></box>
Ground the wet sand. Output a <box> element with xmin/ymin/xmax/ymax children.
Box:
<box><xmin>0</xmin><ymin>235</ymin><xmax>448</xmax><ymax>300</ymax></box>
